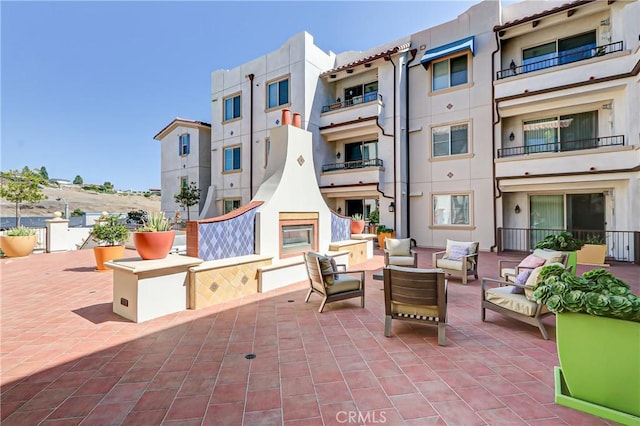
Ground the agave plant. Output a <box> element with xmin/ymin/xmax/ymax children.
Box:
<box><xmin>532</xmin><ymin>266</ymin><xmax>640</xmax><ymax>322</ymax></box>
<box><xmin>136</xmin><ymin>211</ymin><xmax>172</xmax><ymax>232</ymax></box>
<box><xmin>6</xmin><ymin>226</ymin><xmax>36</xmax><ymax>236</ymax></box>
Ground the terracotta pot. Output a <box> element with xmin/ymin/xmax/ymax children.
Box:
<box><xmin>292</xmin><ymin>113</ymin><xmax>301</xmax><ymax>128</ymax></box>
<box><xmin>133</xmin><ymin>230</ymin><xmax>175</xmax><ymax>260</ymax></box>
<box><xmin>350</xmin><ymin>220</ymin><xmax>365</xmax><ymax>235</ymax></box>
<box><xmin>281</xmin><ymin>109</ymin><xmax>291</xmax><ymax>126</ymax></box>
<box><xmin>93</xmin><ymin>245</ymin><xmax>125</xmax><ymax>271</ymax></box>
<box><xmin>377</xmin><ymin>232</ymin><xmax>395</xmax><ymax>249</ymax></box>
<box><xmin>0</xmin><ymin>235</ymin><xmax>37</xmax><ymax>258</ymax></box>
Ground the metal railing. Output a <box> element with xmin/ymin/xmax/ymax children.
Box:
<box><xmin>496</xmin><ymin>41</ymin><xmax>624</xmax><ymax>80</ymax></box>
<box><xmin>322</xmin><ymin>158</ymin><xmax>383</xmax><ymax>173</ymax></box>
<box><xmin>497</xmin><ymin>227</ymin><xmax>638</xmax><ymax>263</ymax></box>
<box><xmin>497</xmin><ymin>135</ymin><xmax>624</xmax><ymax>158</ymax></box>
<box><xmin>321</xmin><ymin>92</ymin><xmax>380</xmax><ymax>113</ymax></box>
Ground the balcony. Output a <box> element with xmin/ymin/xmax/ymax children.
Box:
<box><xmin>319</xmin><ymin>159</ymin><xmax>384</xmax><ymax>188</ymax></box>
<box><xmin>497</xmin><ymin>135</ymin><xmax>624</xmax><ymax>158</ymax></box>
<box><xmin>321</xmin><ymin>92</ymin><xmax>379</xmax><ymax>113</ymax></box>
<box><xmin>321</xmin><ymin>158</ymin><xmax>383</xmax><ymax>172</ymax></box>
<box><xmin>496</xmin><ymin>41</ymin><xmax>623</xmax><ymax>80</ymax></box>
<box><xmin>319</xmin><ymin>94</ymin><xmax>384</xmax><ymax>142</ymax></box>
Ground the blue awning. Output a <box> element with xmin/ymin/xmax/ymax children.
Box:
<box><xmin>420</xmin><ymin>36</ymin><xmax>475</xmax><ymax>68</ymax></box>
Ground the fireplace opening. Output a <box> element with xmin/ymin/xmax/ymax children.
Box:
<box><xmin>279</xmin><ymin>214</ymin><xmax>318</xmax><ymax>258</ymax></box>
<box><xmin>282</xmin><ymin>225</ymin><xmax>314</xmax><ymax>255</ymax></box>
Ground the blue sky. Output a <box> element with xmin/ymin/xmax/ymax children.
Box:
<box><xmin>2</xmin><ymin>0</ymin><xmax>489</xmax><ymax>191</ymax></box>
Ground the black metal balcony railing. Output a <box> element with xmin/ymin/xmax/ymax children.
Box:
<box><xmin>497</xmin><ymin>135</ymin><xmax>624</xmax><ymax>158</ymax></box>
<box><xmin>322</xmin><ymin>158</ymin><xmax>383</xmax><ymax>173</ymax></box>
<box><xmin>496</xmin><ymin>41</ymin><xmax>624</xmax><ymax>80</ymax></box>
<box><xmin>497</xmin><ymin>227</ymin><xmax>639</xmax><ymax>263</ymax></box>
<box><xmin>321</xmin><ymin>92</ymin><xmax>380</xmax><ymax>113</ymax></box>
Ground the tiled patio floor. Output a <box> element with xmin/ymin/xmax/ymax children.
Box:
<box><xmin>1</xmin><ymin>248</ymin><xmax>638</xmax><ymax>425</ymax></box>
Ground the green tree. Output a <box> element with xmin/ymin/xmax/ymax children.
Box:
<box><xmin>39</xmin><ymin>166</ymin><xmax>49</xmax><ymax>181</ymax></box>
<box><xmin>0</xmin><ymin>169</ymin><xmax>48</xmax><ymax>226</ymax></box>
<box><xmin>103</xmin><ymin>181</ymin><xmax>114</xmax><ymax>191</ymax></box>
<box><xmin>174</xmin><ymin>182</ymin><xmax>202</xmax><ymax>221</ymax></box>
<box><xmin>73</xmin><ymin>175</ymin><xmax>83</xmax><ymax>185</ymax></box>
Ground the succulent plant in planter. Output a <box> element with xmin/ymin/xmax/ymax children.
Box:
<box><xmin>535</xmin><ymin>232</ymin><xmax>585</xmax><ymax>274</ymax></box>
<box><xmin>0</xmin><ymin>226</ymin><xmax>38</xmax><ymax>257</ymax></box>
<box><xmin>532</xmin><ymin>265</ymin><xmax>640</xmax><ymax>423</ymax></box>
<box><xmin>90</xmin><ymin>214</ymin><xmax>130</xmax><ymax>270</ymax></box>
<box><xmin>133</xmin><ymin>211</ymin><xmax>175</xmax><ymax>260</ymax></box>
<box><xmin>350</xmin><ymin>213</ymin><xmax>365</xmax><ymax>234</ymax></box>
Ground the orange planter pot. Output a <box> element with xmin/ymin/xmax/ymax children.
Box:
<box><xmin>0</xmin><ymin>235</ymin><xmax>37</xmax><ymax>258</ymax></box>
<box><xmin>93</xmin><ymin>245</ymin><xmax>125</xmax><ymax>271</ymax></box>
<box><xmin>133</xmin><ymin>231</ymin><xmax>175</xmax><ymax>260</ymax></box>
<box><xmin>350</xmin><ymin>220</ymin><xmax>365</xmax><ymax>235</ymax></box>
<box><xmin>377</xmin><ymin>232</ymin><xmax>395</xmax><ymax>249</ymax></box>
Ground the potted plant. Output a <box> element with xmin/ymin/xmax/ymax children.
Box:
<box><xmin>90</xmin><ymin>214</ymin><xmax>130</xmax><ymax>271</ymax></box>
<box><xmin>350</xmin><ymin>213</ymin><xmax>365</xmax><ymax>235</ymax></box>
<box><xmin>133</xmin><ymin>211</ymin><xmax>175</xmax><ymax>260</ymax></box>
<box><xmin>368</xmin><ymin>209</ymin><xmax>379</xmax><ymax>234</ymax></box>
<box><xmin>576</xmin><ymin>233</ymin><xmax>607</xmax><ymax>266</ymax></box>
<box><xmin>0</xmin><ymin>226</ymin><xmax>37</xmax><ymax>257</ymax></box>
<box><xmin>376</xmin><ymin>225</ymin><xmax>395</xmax><ymax>249</ymax></box>
<box><xmin>532</xmin><ymin>265</ymin><xmax>640</xmax><ymax>424</ymax></box>
<box><xmin>534</xmin><ymin>231</ymin><xmax>584</xmax><ymax>274</ymax></box>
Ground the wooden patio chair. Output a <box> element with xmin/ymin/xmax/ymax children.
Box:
<box><xmin>304</xmin><ymin>252</ymin><xmax>365</xmax><ymax>313</ymax></box>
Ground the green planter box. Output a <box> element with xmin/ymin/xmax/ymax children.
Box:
<box><xmin>555</xmin><ymin>312</ymin><xmax>640</xmax><ymax>424</ymax></box>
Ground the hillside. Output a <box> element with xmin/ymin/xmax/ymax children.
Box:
<box><xmin>0</xmin><ymin>186</ymin><xmax>161</xmax><ymax>218</ymax></box>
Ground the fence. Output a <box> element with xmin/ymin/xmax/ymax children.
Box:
<box><xmin>496</xmin><ymin>227</ymin><xmax>638</xmax><ymax>263</ymax></box>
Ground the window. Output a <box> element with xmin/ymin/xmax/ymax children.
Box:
<box><xmin>432</xmin><ymin>55</ymin><xmax>468</xmax><ymax>91</ymax></box>
<box><xmin>345</xmin><ymin>140</ymin><xmax>378</xmax><ymax>162</ymax></box>
<box><xmin>267</xmin><ymin>77</ymin><xmax>289</xmax><ymax>109</ymax></box>
<box><xmin>433</xmin><ymin>194</ymin><xmax>470</xmax><ymax>226</ymax></box>
<box><xmin>180</xmin><ymin>176</ymin><xmax>188</xmax><ymax>189</ymax></box>
<box><xmin>432</xmin><ymin>124</ymin><xmax>468</xmax><ymax>157</ymax></box>
<box><xmin>224</xmin><ymin>146</ymin><xmax>241</xmax><ymax>172</ymax></box>
<box><xmin>344</xmin><ymin>81</ymin><xmax>378</xmax><ymax>106</ymax></box>
<box><xmin>178</xmin><ymin>134</ymin><xmax>190</xmax><ymax>156</ymax></box>
<box><xmin>523</xmin><ymin>31</ymin><xmax>596</xmax><ymax>73</ymax></box>
<box><xmin>524</xmin><ymin>111</ymin><xmax>597</xmax><ymax>153</ymax></box>
<box><xmin>224</xmin><ymin>199</ymin><xmax>241</xmax><ymax>214</ymax></box>
<box><xmin>224</xmin><ymin>94</ymin><xmax>241</xmax><ymax>121</ymax></box>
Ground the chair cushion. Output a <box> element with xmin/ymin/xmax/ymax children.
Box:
<box><xmin>485</xmin><ymin>286</ymin><xmax>538</xmax><ymax>316</ymax></box>
<box><xmin>317</xmin><ymin>256</ymin><xmax>336</xmax><ymax>286</ymax></box>
<box><xmin>386</xmin><ymin>238</ymin><xmax>411</xmax><ymax>256</ymax></box>
<box><xmin>532</xmin><ymin>249</ymin><xmax>564</xmax><ymax>264</ymax></box>
<box><xmin>448</xmin><ymin>245</ymin><xmax>469</xmax><ymax>261</ymax></box>
<box><xmin>500</xmin><ymin>267</ymin><xmax>516</xmax><ymax>281</ymax></box>
<box><xmin>436</xmin><ymin>258</ymin><xmax>475</xmax><ymax>271</ymax></box>
<box><xmin>518</xmin><ymin>254</ymin><xmax>546</xmax><ymax>269</ymax></box>
<box><xmin>511</xmin><ymin>269</ymin><xmax>532</xmax><ymax>294</ymax></box>
<box><xmin>326</xmin><ymin>276</ymin><xmax>361</xmax><ymax>295</ymax></box>
<box><xmin>387</xmin><ymin>255</ymin><xmax>415</xmax><ymax>266</ymax></box>
<box><xmin>445</xmin><ymin>239</ymin><xmax>479</xmax><ymax>256</ymax></box>
<box><xmin>392</xmin><ymin>301</ymin><xmax>439</xmax><ymax>319</ymax></box>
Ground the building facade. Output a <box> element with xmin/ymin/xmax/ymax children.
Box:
<box><xmin>157</xmin><ymin>0</ymin><xmax>639</xmax><ymax>255</ymax></box>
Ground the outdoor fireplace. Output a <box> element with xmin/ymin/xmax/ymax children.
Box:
<box><xmin>279</xmin><ymin>213</ymin><xmax>318</xmax><ymax>258</ymax></box>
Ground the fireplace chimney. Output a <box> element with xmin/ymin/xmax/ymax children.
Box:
<box><xmin>292</xmin><ymin>113</ymin><xmax>301</xmax><ymax>128</ymax></box>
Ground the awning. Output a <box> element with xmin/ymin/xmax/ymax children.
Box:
<box><xmin>420</xmin><ymin>36</ymin><xmax>475</xmax><ymax>69</ymax></box>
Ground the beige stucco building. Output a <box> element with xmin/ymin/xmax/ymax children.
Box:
<box><xmin>155</xmin><ymin>0</ymin><xmax>639</xmax><ymax>259</ymax></box>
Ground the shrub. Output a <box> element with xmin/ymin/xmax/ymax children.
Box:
<box><xmin>6</xmin><ymin>226</ymin><xmax>36</xmax><ymax>236</ymax></box>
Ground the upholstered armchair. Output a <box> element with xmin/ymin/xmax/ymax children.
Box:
<box><xmin>498</xmin><ymin>249</ymin><xmax>567</xmax><ymax>283</ymax></box>
<box><xmin>384</xmin><ymin>238</ymin><xmax>418</xmax><ymax>268</ymax></box>
<box><xmin>383</xmin><ymin>266</ymin><xmax>447</xmax><ymax>345</ymax></box>
<box><xmin>432</xmin><ymin>240</ymin><xmax>479</xmax><ymax>285</ymax></box>
<box><xmin>304</xmin><ymin>252</ymin><xmax>365</xmax><ymax>313</ymax></box>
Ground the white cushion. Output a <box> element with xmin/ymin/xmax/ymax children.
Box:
<box><xmin>485</xmin><ymin>286</ymin><xmax>538</xmax><ymax>317</ymax></box>
<box><xmin>387</xmin><ymin>255</ymin><xmax>415</xmax><ymax>266</ymax></box>
<box><xmin>385</xmin><ymin>238</ymin><xmax>411</xmax><ymax>256</ymax></box>
<box><xmin>445</xmin><ymin>239</ymin><xmax>478</xmax><ymax>256</ymax></box>
<box><xmin>532</xmin><ymin>249</ymin><xmax>564</xmax><ymax>264</ymax></box>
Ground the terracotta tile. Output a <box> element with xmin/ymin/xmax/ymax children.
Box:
<box><xmin>202</xmin><ymin>402</ymin><xmax>244</xmax><ymax>426</ymax></box>
<box><xmin>283</xmin><ymin>394</ymin><xmax>320</xmax><ymax>421</ymax></box>
<box><xmin>437</xmin><ymin>369</ymin><xmax>480</xmax><ymax>388</ymax></box>
<box><xmin>281</xmin><ymin>375</ymin><xmax>315</xmax><ymax>396</ymax></box>
<box><xmin>319</xmin><ymin>400</ymin><xmax>358</xmax><ymax>426</ymax></box>
<box><xmin>122</xmin><ymin>409</ymin><xmax>168</xmax><ymax>426</ymax></box>
<box><xmin>388</xmin><ymin>351</ymin><xmax>423</xmax><ymax>366</ymax></box>
<box><xmin>342</xmin><ymin>369</ymin><xmax>379</xmax><ymax>390</ymax></box>
<box><xmin>209</xmin><ymin>383</ymin><xmax>247</xmax><ymax>404</ymax></box>
<box><xmin>310</xmin><ymin>363</ymin><xmax>344</xmax><ymax>384</ymax></box>
<box><xmin>432</xmin><ymin>399</ymin><xmax>485</xmax><ymax>425</ymax></box>
<box><xmin>132</xmin><ymin>389</ymin><xmax>177</xmax><ymax>411</ymax></box>
<box><xmin>499</xmin><ymin>394</ymin><xmax>556</xmax><ymax>420</ymax></box>
<box><xmin>164</xmin><ymin>395</ymin><xmax>209</xmax><ymax>421</ymax></box>
<box><xmin>243</xmin><ymin>408</ymin><xmax>283</xmax><ymax>425</ymax></box>
<box><xmin>147</xmin><ymin>371</ymin><xmax>187</xmax><ymax>390</ymax></box>
<box><xmin>367</xmin><ymin>360</ymin><xmax>402</xmax><ymax>378</ymax></box>
<box><xmin>81</xmin><ymin>401</ymin><xmax>135</xmax><ymax>425</ymax></box>
<box><xmin>330</xmin><ymin>344</ymin><xmax>360</xmax><ymax>358</ymax></box>
<box><xmin>514</xmin><ymin>380</ymin><xmax>555</xmax><ymax>404</ymax></box>
<box><xmin>1</xmin><ymin>408</ymin><xmax>53</xmax><ymax>425</ymax></box>
<box><xmin>414</xmin><ymin>379</ymin><xmax>460</xmax><ymax>403</ymax></box>
<box><xmin>248</xmin><ymin>370</ymin><xmax>280</xmax><ymax>391</ymax></box>
<box><xmin>245</xmin><ymin>388</ymin><xmax>281</xmax><ymax>412</ymax></box>
<box><xmin>314</xmin><ymin>381</ymin><xmax>352</xmax><ymax>405</ymax></box>
<box><xmin>48</xmin><ymin>395</ymin><xmax>103</xmax><ymax>419</ymax></box>
<box><xmin>280</xmin><ymin>361</ymin><xmax>310</xmax><ymax>378</ymax></box>
<box><xmin>475</xmin><ymin>374</ymin><xmax>521</xmax><ymax>396</ymax></box>
<box><xmin>279</xmin><ymin>348</ymin><xmax>307</xmax><ymax>363</ymax></box>
<box><xmin>378</xmin><ymin>374</ymin><xmax>417</xmax><ymax>396</ymax></box>
<box><xmin>390</xmin><ymin>393</ymin><xmax>437</xmax><ymax>420</ymax></box>
<box><xmin>476</xmin><ymin>407</ymin><xmax>528</xmax><ymax>425</ymax></box>
<box><xmin>335</xmin><ymin>355</ymin><xmax>368</xmax><ymax>372</ymax></box>
<box><xmin>351</xmin><ymin>387</ymin><xmax>393</xmax><ymax>411</ymax></box>
<box><xmin>400</xmin><ymin>364</ymin><xmax>439</xmax><ymax>382</ymax></box>
<box><xmin>456</xmin><ymin>386</ymin><xmax>505</xmax><ymax>411</ymax></box>
<box><xmin>283</xmin><ymin>416</ymin><xmax>324</xmax><ymax>425</ymax></box>
<box><xmin>405</xmin><ymin>415</ymin><xmax>447</xmax><ymax>425</ymax></box>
